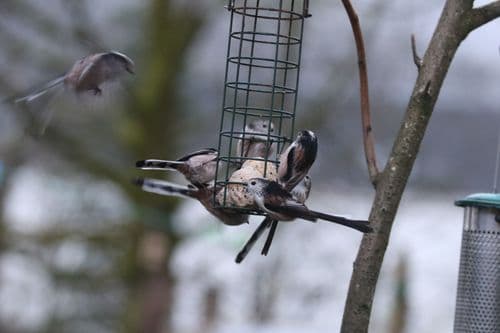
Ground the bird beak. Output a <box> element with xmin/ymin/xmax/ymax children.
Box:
<box><xmin>127</xmin><ymin>67</ymin><xmax>135</xmax><ymax>74</ymax></box>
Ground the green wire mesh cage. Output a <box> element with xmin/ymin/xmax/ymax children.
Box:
<box><xmin>214</xmin><ymin>0</ymin><xmax>310</xmax><ymax>212</ymax></box>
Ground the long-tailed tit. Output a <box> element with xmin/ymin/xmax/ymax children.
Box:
<box><xmin>237</xmin><ymin>119</ymin><xmax>276</xmax><ymax>159</ymax></box>
<box><xmin>260</xmin><ymin>174</ymin><xmax>313</xmax><ymax>256</ymax></box>
<box><xmin>247</xmin><ymin>178</ymin><xmax>372</xmax><ymax>232</ymax></box>
<box><xmin>235</xmin><ymin>175</ymin><xmax>312</xmax><ymax>263</ymax></box>
<box><xmin>278</xmin><ymin>130</ymin><xmax>318</xmax><ymax>191</ymax></box>
<box><xmin>261</xmin><ymin>131</ymin><xmax>318</xmax><ymax>256</ymax></box>
<box><xmin>14</xmin><ymin>51</ymin><xmax>134</xmax><ymax>103</ymax></box>
<box><xmin>135</xmin><ymin>177</ymin><xmax>248</xmax><ymax>226</ymax></box>
<box><xmin>136</xmin><ymin>148</ymin><xmax>218</xmax><ymax>187</ymax></box>
<box><xmin>216</xmin><ymin>159</ymin><xmax>277</xmax><ymax>208</ymax></box>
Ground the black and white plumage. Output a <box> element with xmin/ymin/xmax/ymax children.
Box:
<box><xmin>235</xmin><ymin>175</ymin><xmax>312</xmax><ymax>263</ymax></box>
<box><xmin>247</xmin><ymin>178</ymin><xmax>372</xmax><ymax>231</ymax></box>
<box><xmin>14</xmin><ymin>51</ymin><xmax>134</xmax><ymax>103</ymax></box>
<box><xmin>237</xmin><ymin>119</ymin><xmax>276</xmax><ymax>159</ymax></box>
<box><xmin>236</xmin><ymin>130</ymin><xmax>318</xmax><ymax>263</ymax></box>
<box><xmin>261</xmin><ymin>130</ymin><xmax>318</xmax><ymax>256</ymax></box>
<box><xmin>136</xmin><ymin>148</ymin><xmax>218</xmax><ymax>187</ymax></box>
<box><xmin>134</xmin><ymin>177</ymin><xmax>248</xmax><ymax>226</ymax></box>
<box><xmin>290</xmin><ymin>175</ymin><xmax>312</xmax><ymax>204</ymax></box>
<box><xmin>235</xmin><ymin>216</ymin><xmax>271</xmax><ymax>263</ymax></box>
<box><xmin>278</xmin><ymin>130</ymin><xmax>318</xmax><ymax>191</ymax></box>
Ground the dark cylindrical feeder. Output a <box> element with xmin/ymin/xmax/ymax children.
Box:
<box><xmin>454</xmin><ymin>193</ymin><xmax>500</xmax><ymax>333</ymax></box>
<box><xmin>214</xmin><ymin>0</ymin><xmax>310</xmax><ymax>212</ymax></box>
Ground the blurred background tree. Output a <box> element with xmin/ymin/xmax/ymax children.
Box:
<box><xmin>0</xmin><ymin>1</ymin><xmax>499</xmax><ymax>333</ymax></box>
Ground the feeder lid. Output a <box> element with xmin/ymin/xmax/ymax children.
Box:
<box><xmin>455</xmin><ymin>193</ymin><xmax>500</xmax><ymax>209</ymax></box>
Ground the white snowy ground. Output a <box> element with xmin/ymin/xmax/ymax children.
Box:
<box><xmin>171</xmin><ymin>186</ymin><xmax>463</xmax><ymax>333</ymax></box>
<box><xmin>2</xmin><ymin>168</ymin><xmax>465</xmax><ymax>332</ymax></box>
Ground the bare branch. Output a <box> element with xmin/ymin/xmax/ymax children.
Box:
<box><xmin>341</xmin><ymin>0</ymin><xmax>481</xmax><ymax>332</ymax></box>
<box><xmin>468</xmin><ymin>1</ymin><xmax>500</xmax><ymax>31</ymax></box>
<box><xmin>341</xmin><ymin>0</ymin><xmax>379</xmax><ymax>186</ymax></box>
<box><xmin>411</xmin><ymin>34</ymin><xmax>422</xmax><ymax>70</ymax></box>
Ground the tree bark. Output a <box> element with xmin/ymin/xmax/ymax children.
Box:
<box><xmin>339</xmin><ymin>1</ymin><xmax>500</xmax><ymax>331</ymax></box>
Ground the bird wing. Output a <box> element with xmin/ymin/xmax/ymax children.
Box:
<box><xmin>280</xmin><ymin>144</ymin><xmax>296</xmax><ymax>185</ymax></box>
<box><xmin>265</xmin><ymin>201</ymin><xmax>317</xmax><ymax>222</ymax></box>
<box><xmin>107</xmin><ymin>51</ymin><xmax>134</xmax><ymax>67</ymax></box>
<box><xmin>177</xmin><ymin>148</ymin><xmax>217</xmax><ymax>162</ymax></box>
<box><xmin>78</xmin><ymin>52</ymin><xmax>132</xmax><ymax>83</ymax></box>
<box><xmin>77</xmin><ymin>54</ymin><xmax>103</xmax><ymax>83</ymax></box>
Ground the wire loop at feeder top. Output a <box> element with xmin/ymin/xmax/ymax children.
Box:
<box><xmin>215</xmin><ymin>0</ymin><xmax>310</xmax><ymax>213</ymax></box>
<box><xmin>226</xmin><ymin>0</ymin><xmax>311</xmax><ymax>19</ymax></box>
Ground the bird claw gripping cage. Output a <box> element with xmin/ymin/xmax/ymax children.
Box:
<box><xmin>214</xmin><ymin>0</ymin><xmax>310</xmax><ymax>213</ymax></box>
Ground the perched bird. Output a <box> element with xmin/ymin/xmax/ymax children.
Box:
<box><xmin>247</xmin><ymin>178</ymin><xmax>372</xmax><ymax>231</ymax></box>
<box><xmin>237</xmin><ymin>119</ymin><xmax>276</xmax><ymax>160</ymax></box>
<box><xmin>278</xmin><ymin>130</ymin><xmax>318</xmax><ymax>191</ymax></box>
<box><xmin>136</xmin><ymin>148</ymin><xmax>218</xmax><ymax>187</ymax></box>
<box><xmin>14</xmin><ymin>51</ymin><xmax>134</xmax><ymax>103</ymax></box>
<box><xmin>135</xmin><ymin>177</ymin><xmax>248</xmax><ymax>226</ymax></box>
<box><xmin>261</xmin><ymin>130</ymin><xmax>319</xmax><ymax>256</ymax></box>
<box><xmin>235</xmin><ymin>175</ymin><xmax>312</xmax><ymax>263</ymax></box>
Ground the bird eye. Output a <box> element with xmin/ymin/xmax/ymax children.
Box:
<box><xmin>263</xmin><ymin>124</ymin><xmax>267</xmax><ymax>128</ymax></box>
<box><xmin>250</xmin><ymin>181</ymin><xmax>256</xmax><ymax>186</ymax></box>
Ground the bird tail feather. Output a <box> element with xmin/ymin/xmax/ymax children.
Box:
<box><xmin>13</xmin><ymin>76</ymin><xmax>65</xmax><ymax>104</ymax></box>
<box><xmin>135</xmin><ymin>159</ymin><xmax>184</xmax><ymax>171</ymax></box>
<box><xmin>133</xmin><ymin>177</ymin><xmax>195</xmax><ymax>198</ymax></box>
<box><xmin>235</xmin><ymin>217</ymin><xmax>271</xmax><ymax>263</ymax></box>
<box><xmin>309</xmin><ymin>210</ymin><xmax>373</xmax><ymax>233</ymax></box>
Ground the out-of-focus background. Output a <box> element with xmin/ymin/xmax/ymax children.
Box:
<box><xmin>0</xmin><ymin>1</ymin><xmax>499</xmax><ymax>332</ymax></box>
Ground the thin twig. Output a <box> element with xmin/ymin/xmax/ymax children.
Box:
<box><xmin>411</xmin><ymin>34</ymin><xmax>422</xmax><ymax>70</ymax></box>
<box><xmin>341</xmin><ymin>0</ymin><xmax>379</xmax><ymax>186</ymax></box>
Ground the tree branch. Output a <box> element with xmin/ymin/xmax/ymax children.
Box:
<box><xmin>468</xmin><ymin>1</ymin><xmax>500</xmax><ymax>31</ymax></box>
<box><xmin>341</xmin><ymin>0</ymin><xmax>379</xmax><ymax>186</ymax></box>
<box><xmin>410</xmin><ymin>34</ymin><xmax>422</xmax><ymax>70</ymax></box>
<box><xmin>341</xmin><ymin>0</ymin><xmax>477</xmax><ymax>331</ymax></box>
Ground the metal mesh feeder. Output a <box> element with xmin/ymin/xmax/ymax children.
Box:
<box><xmin>214</xmin><ymin>0</ymin><xmax>310</xmax><ymax>213</ymax></box>
<box><xmin>454</xmin><ymin>193</ymin><xmax>500</xmax><ymax>333</ymax></box>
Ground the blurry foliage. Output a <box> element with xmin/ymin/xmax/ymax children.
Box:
<box><xmin>0</xmin><ymin>0</ymin><xmax>205</xmax><ymax>332</ymax></box>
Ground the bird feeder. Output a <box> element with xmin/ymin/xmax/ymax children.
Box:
<box><xmin>214</xmin><ymin>0</ymin><xmax>310</xmax><ymax>212</ymax></box>
<box><xmin>454</xmin><ymin>193</ymin><xmax>500</xmax><ymax>333</ymax></box>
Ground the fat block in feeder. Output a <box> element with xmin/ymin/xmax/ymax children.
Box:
<box><xmin>216</xmin><ymin>159</ymin><xmax>277</xmax><ymax>208</ymax></box>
